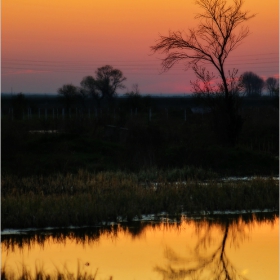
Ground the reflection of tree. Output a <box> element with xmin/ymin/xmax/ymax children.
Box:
<box><xmin>154</xmin><ymin>214</ymin><xmax>276</xmax><ymax>280</ymax></box>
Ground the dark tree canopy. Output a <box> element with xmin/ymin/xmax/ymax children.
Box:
<box><xmin>80</xmin><ymin>65</ymin><xmax>126</xmax><ymax>107</ymax></box>
<box><xmin>57</xmin><ymin>84</ymin><xmax>79</xmax><ymax>109</ymax></box>
<box><xmin>241</xmin><ymin>71</ymin><xmax>264</xmax><ymax>97</ymax></box>
<box><xmin>265</xmin><ymin>77</ymin><xmax>279</xmax><ymax>96</ymax></box>
<box><xmin>80</xmin><ymin>76</ymin><xmax>101</xmax><ymax>104</ymax></box>
<box><xmin>95</xmin><ymin>65</ymin><xmax>126</xmax><ymax>100</ymax></box>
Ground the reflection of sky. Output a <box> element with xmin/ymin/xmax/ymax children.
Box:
<box><xmin>226</xmin><ymin>218</ymin><xmax>279</xmax><ymax>280</ymax></box>
<box><xmin>2</xmin><ymin>217</ymin><xmax>278</xmax><ymax>280</ymax></box>
<box><xmin>2</xmin><ymin>0</ymin><xmax>279</xmax><ymax>94</ymax></box>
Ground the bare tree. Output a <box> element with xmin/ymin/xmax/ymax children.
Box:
<box><xmin>265</xmin><ymin>77</ymin><xmax>279</xmax><ymax>97</ymax></box>
<box><xmin>132</xmin><ymin>83</ymin><xmax>140</xmax><ymax>95</ymax></box>
<box><xmin>151</xmin><ymin>0</ymin><xmax>255</xmax><ymax>145</ymax></box>
<box><xmin>151</xmin><ymin>0</ymin><xmax>254</xmax><ymax>98</ymax></box>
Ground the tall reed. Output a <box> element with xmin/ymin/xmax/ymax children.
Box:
<box><xmin>2</xmin><ymin>170</ymin><xmax>278</xmax><ymax>230</ymax></box>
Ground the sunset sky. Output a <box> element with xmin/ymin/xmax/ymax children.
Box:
<box><xmin>2</xmin><ymin>0</ymin><xmax>279</xmax><ymax>95</ymax></box>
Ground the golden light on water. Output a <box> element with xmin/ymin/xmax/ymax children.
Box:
<box><xmin>2</xmin><ymin>217</ymin><xmax>278</xmax><ymax>280</ymax></box>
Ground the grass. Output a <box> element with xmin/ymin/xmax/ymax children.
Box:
<box><xmin>1</xmin><ymin>169</ymin><xmax>278</xmax><ymax>230</ymax></box>
<box><xmin>1</xmin><ymin>262</ymin><xmax>101</xmax><ymax>280</ymax></box>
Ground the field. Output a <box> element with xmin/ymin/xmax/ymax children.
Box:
<box><xmin>1</xmin><ymin>94</ymin><xmax>279</xmax><ymax>176</ymax></box>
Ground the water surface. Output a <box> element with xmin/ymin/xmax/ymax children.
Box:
<box><xmin>1</xmin><ymin>213</ymin><xmax>278</xmax><ymax>280</ymax></box>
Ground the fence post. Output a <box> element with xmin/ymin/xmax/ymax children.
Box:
<box><xmin>38</xmin><ymin>108</ymin><xmax>41</xmax><ymax>119</ymax></box>
<box><xmin>45</xmin><ymin>108</ymin><xmax>47</xmax><ymax>120</ymax></box>
<box><xmin>184</xmin><ymin>109</ymin><xmax>187</xmax><ymax>122</ymax></box>
<box><xmin>149</xmin><ymin>108</ymin><xmax>152</xmax><ymax>121</ymax></box>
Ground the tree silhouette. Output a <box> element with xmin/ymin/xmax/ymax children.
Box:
<box><xmin>241</xmin><ymin>71</ymin><xmax>264</xmax><ymax>97</ymax></box>
<box><xmin>265</xmin><ymin>77</ymin><xmax>279</xmax><ymax>97</ymax></box>
<box><xmin>95</xmin><ymin>65</ymin><xmax>126</xmax><ymax>102</ymax></box>
<box><xmin>57</xmin><ymin>84</ymin><xmax>79</xmax><ymax>110</ymax></box>
<box><xmin>151</xmin><ymin>0</ymin><xmax>255</xmax><ymax>146</ymax></box>
<box><xmin>80</xmin><ymin>75</ymin><xmax>102</xmax><ymax>108</ymax></box>
<box><xmin>80</xmin><ymin>65</ymin><xmax>126</xmax><ymax>107</ymax></box>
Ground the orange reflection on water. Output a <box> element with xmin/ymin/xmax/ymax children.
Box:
<box><xmin>1</xmin><ymin>217</ymin><xmax>278</xmax><ymax>280</ymax></box>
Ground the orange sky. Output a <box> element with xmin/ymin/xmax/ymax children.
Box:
<box><xmin>1</xmin><ymin>0</ymin><xmax>279</xmax><ymax>94</ymax></box>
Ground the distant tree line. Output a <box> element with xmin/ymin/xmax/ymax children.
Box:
<box><xmin>57</xmin><ymin>65</ymin><xmax>159</xmax><ymax>114</ymax></box>
<box><xmin>240</xmin><ymin>71</ymin><xmax>279</xmax><ymax>97</ymax></box>
<box><xmin>58</xmin><ymin>65</ymin><xmax>127</xmax><ymax>110</ymax></box>
<box><xmin>57</xmin><ymin>64</ymin><xmax>279</xmax><ymax>113</ymax></box>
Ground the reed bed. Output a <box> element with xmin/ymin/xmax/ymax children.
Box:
<box><xmin>1</xmin><ymin>262</ymin><xmax>100</xmax><ymax>280</ymax></box>
<box><xmin>1</xmin><ymin>169</ymin><xmax>278</xmax><ymax>229</ymax></box>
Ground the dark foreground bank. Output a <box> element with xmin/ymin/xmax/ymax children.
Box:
<box><xmin>1</xmin><ymin>95</ymin><xmax>279</xmax><ymax>177</ymax></box>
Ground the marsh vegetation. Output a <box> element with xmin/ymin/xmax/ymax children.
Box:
<box><xmin>2</xmin><ymin>169</ymin><xmax>278</xmax><ymax>229</ymax></box>
<box><xmin>1</xmin><ymin>95</ymin><xmax>279</xmax><ymax>230</ymax></box>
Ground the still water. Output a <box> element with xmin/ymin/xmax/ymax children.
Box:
<box><xmin>1</xmin><ymin>213</ymin><xmax>278</xmax><ymax>280</ymax></box>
